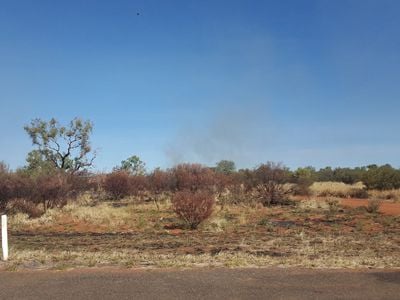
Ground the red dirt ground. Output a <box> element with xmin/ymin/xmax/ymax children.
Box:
<box><xmin>340</xmin><ymin>199</ymin><xmax>400</xmax><ymax>216</ymax></box>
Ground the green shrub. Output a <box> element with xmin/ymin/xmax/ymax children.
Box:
<box><xmin>362</xmin><ymin>164</ymin><xmax>400</xmax><ymax>190</ymax></box>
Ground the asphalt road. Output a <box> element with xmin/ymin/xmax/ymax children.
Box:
<box><xmin>0</xmin><ymin>268</ymin><xmax>399</xmax><ymax>299</ymax></box>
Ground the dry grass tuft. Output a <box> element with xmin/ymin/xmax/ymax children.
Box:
<box><xmin>310</xmin><ymin>182</ymin><xmax>367</xmax><ymax>198</ymax></box>
<box><xmin>369</xmin><ymin>189</ymin><xmax>400</xmax><ymax>202</ymax></box>
<box><xmin>366</xmin><ymin>199</ymin><xmax>382</xmax><ymax>214</ymax></box>
<box><xmin>297</xmin><ymin>199</ymin><xmax>330</xmax><ymax>210</ymax></box>
<box><xmin>8</xmin><ymin>199</ymin><xmax>173</xmax><ymax>232</ymax></box>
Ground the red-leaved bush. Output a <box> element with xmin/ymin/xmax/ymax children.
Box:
<box><xmin>172</xmin><ymin>164</ymin><xmax>215</xmax><ymax>192</ymax></box>
<box><xmin>1</xmin><ymin>169</ymin><xmax>98</xmax><ymax>215</ymax></box>
<box><xmin>7</xmin><ymin>198</ymin><xmax>43</xmax><ymax>218</ymax></box>
<box><xmin>66</xmin><ymin>172</ymin><xmax>97</xmax><ymax>198</ymax></box>
<box><xmin>172</xmin><ymin>190</ymin><xmax>215</xmax><ymax>229</ymax></box>
<box><xmin>0</xmin><ymin>172</ymin><xmax>32</xmax><ymax>212</ymax></box>
<box><xmin>103</xmin><ymin>171</ymin><xmax>131</xmax><ymax>199</ymax></box>
<box><xmin>30</xmin><ymin>172</ymin><xmax>71</xmax><ymax>211</ymax></box>
<box><xmin>149</xmin><ymin>169</ymin><xmax>174</xmax><ymax>193</ymax></box>
<box><xmin>102</xmin><ymin>172</ymin><xmax>149</xmax><ymax>199</ymax></box>
<box><xmin>129</xmin><ymin>175</ymin><xmax>149</xmax><ymax>197</ymax></box>
<box><xmin>0</xmin><ymin>175</ymin><xmax>14</xmax><ymax>212</ymax></box>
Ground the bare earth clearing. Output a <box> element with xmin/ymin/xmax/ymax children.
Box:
<box><xmin>0</xmin><ymin>197</ymin><xmax>399</xmax><ymax>270</ymax></box>
<box><xmin>340</xmin><ymin>198</ymin><xmax>400</xmax><ymax>215</ymax></box>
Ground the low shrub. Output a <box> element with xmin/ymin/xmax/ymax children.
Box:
<box><xmin>256</xmin><ymin>182</ymin><xmax>293</xmax><ymax>206</ymax></box>
<box><xmin>148</xmin><ymin>169</ymin><xmax>175</xmax><ymax>209</ymax></box>
<box><xmin>366</xmin><ymin>199</ymin><xmax>381</xmax><ymax>214</ymax></box>
<box><xmin>7</xmin><ymin>198</ymin><xmax>43</xmax><ymax>218</ymax></box>
<box><xmin>149</xmin><ymin>169</ymin><xmax>175</xmax><ymax>193</ymax></box>
<box><xmin>0</xmin><ymin>175</ymin><xmax>13</xmax><ymax>212</ymax></box>
<box><xmin>326</xmin><ymin>198</ymin><xmax>340</xmax><ymax>214</ymax></box>
<box><xmin>30</xmin><ymin>172</ymin><xmax>71</xmax><ymax>211</ymax></box>
<box><xmin>66</xmin><ymin>173</ymin><xmax>97</xmax><ymax>198</ymax></box>
<box><xmin>1</xmin><ymin>169</ymin><xmax>95</xmax><ymax>214</ymax></box>
<box><xmin>369</xmin><ymin>189</ymin><xmax>400</xmax><ymax>202</ymax></box>
<box><xmin>292</xmin><ymin>182</ymin><xmax>311</xmax><ymax>196</ymax></box>
<box><xmin>349</xmin><ymin>188</ymin><xmax>369</xmax><ymax>199</ymax></box>
<box><xmin>217</xmin><ymin>184</ymin><xmax>255</xmax><ymax>207</ymax></box>
<box><xmin>172</xmin><ymin>164</ymin><xmax>215</xmax><ymax>192</ymax></box>
<box><xmin>238</xmin><ymin>162</ymin><xmax>293</xmax><ymax>206</ymax></box>
<box><xmin>214</xmin><ymin>172</ymin><xmax>235</xmax><ymax>194</ymax></box>
<box><xmin>103</xmin><ymin>171</ymin><xmax>131</xmax><ymax>199</ymax></box>
<box><xmin>0</xmin><ymin>172</ymin><xmax>33</xmax><ymax>212</ymax></box>
<box><xmin>129</xmin><ymin>175</ymin><xmax>148</xmax><ymax>197</ymax></box>
<box><xmin>172</xmin><ymin>190</ymin><xmax>215</xmax><ymax>229</ymax></box>
<box><xmin>254</xmin><ymin>162</ymin><xmax>290</xmax><ymax>186</ymax></box>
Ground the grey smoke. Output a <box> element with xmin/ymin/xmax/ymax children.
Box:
<box><xmin>165</xmin><ymin>103</ymin><xmax>276</xmax><ymax>168</ymax></box>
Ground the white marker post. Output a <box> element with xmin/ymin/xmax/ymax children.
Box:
<box><xmin>2</xmin><ymin>215</ymin><xmax>8</xmax><ymax>261</ymax></box>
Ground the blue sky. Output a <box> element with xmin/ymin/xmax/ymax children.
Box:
<box><xmin>1</xmin><ymin>0</ymin><xmax>399</xmax><ymax>171</ymax></box>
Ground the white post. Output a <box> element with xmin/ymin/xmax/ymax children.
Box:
<box><xmin>2</xmin><ymin>215</ymin><xmax>8</xmax><ymax>261</ymax></box>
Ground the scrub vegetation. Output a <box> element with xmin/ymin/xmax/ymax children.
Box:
<box><xmin>0</xmin><ymin>117</ymin><xmax>399</xmax><ymax>270</ymax></box>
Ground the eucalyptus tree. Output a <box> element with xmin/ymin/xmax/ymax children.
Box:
<box><xmin>24</xmin><ymin>117</ymin><xmax>96</xmax><ymax>174</ymax></box>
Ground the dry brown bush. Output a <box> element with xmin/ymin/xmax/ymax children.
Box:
<box><xmin>214</xmin><ymin>172</ymin><xmax>235</xmax><ymax>193</ymax></box>
<box><xmin>149</xmin><ymin>169</ymin><xmax>174</xmax><ymax>193</ymax></box>
<box><xmin>256</xmin><ymin>182</ymin><xmax>293</xmax><ymax>206</ymax></box>
<box><xmin>252</xmin><ymin>163</ymin><xmax>293</xmax><ymax>206</ymax></box>
<box><xmin>129</xmin><ymin>175</ymin><xmax>149</xmax><ymax>197</ymax></box>
<box><xmin>148</xmin><ymin>169</ymin><xmax>175</xmax><ymax>209</ymax></box>
<box><xmin>63</xmin><ymin>173</ymin><xmax>97</xmax><ymax>200</ymax></box>
<box><xmin>172</xmin><ymin>190</ymin><xmax>215</xmax><ymax>229</ymax></box>
<box><xmin>292</xmin><ymin>182</ymin><xmax>312</xmax><ymax>196</ymax></box>
<box><xmin>172</xmin><ymin>164</ymin><xmax>216</xmax><ymax>192</ymax></box>
<box><xmin>0</xmin><ymin>175</ymin><xmax>13</xmax><ymax>211</ymax></box>
<box><xmin>103</xmin><ymin>171</ymin><xmax>131</xmax><ymax>199</ymax></box>
<box><xmin>236</xmin><ymin>169</ymin><xmax>258</xmax><ymax>192</ymax></box>
<box><xmin>30</xmin><ymin>172</ymin><xmax>71</xmax><ymax>211</ymax></box>
<box><xmin>102</xmin><ymin>172</ymin><xmax>150</xmax><ymax>200</ymax></box>
<box><xmin>1</xmin><ymin>169</ymin><xmax>97</xmax><ymax>214</ymax></box>
<box><xmin>0</xmin><ymin>172</ymin><xmax>33</xmax><ymax>212</ymax></box>
<box><xmin>369</xmin><ymin>189</ymin><xmax>400</xmax><ymax>202</ymax></box>
<box><xmin>366</xmin><ymin>199</ymin><xmax>382</xmax><ymax>214</ymax></box>
<box><xmin>254</xmin><ymin>162</ymin><xmax>289</xmax><ymax>185</ymax></box>
<box><xmin>7</xmin><ymin>198</ymin><xmax>43</xmax><ymax>218</ymax></box>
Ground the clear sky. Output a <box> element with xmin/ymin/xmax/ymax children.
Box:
<box><xmin>1</xmin><ymin>0</ymin><xmax>399</xmax><ymax>171</ymax></box>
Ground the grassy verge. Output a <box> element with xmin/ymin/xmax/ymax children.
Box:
<box><xmin>1</xmin><ymin>197</ymin><xmax>399</xmax><ymax>271</ymax></box>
